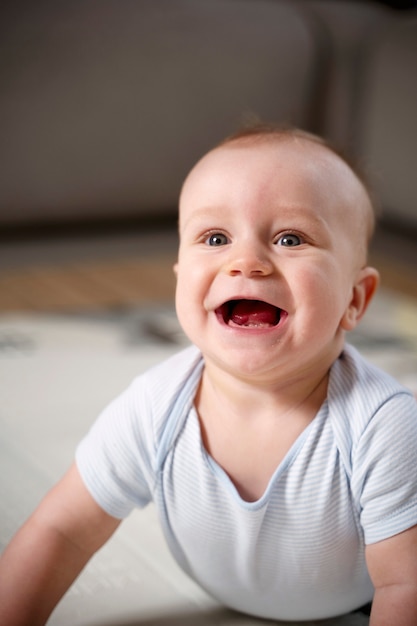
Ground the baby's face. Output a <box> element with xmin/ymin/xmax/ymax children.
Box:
<box><xmin>175</xmin><ymin>138</ymin><xmax>376</xmax><ymax>384</ymax></box>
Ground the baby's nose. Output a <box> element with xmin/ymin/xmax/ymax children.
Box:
<box><xmin>225</xmin><ymin>245</ymin><xmax>273</xmax><ymax>277</ymax></box>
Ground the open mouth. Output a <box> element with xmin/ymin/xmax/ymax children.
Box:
<box><xmin>215</xmin><ymin>299</ymin><xmax>283</xmax><ymax>328</ymax></box>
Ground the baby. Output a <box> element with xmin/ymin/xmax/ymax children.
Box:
<box><xmin>1</xmin><ymin>125</ymin><xmax>417</xmax><ymax>625</ymax></box>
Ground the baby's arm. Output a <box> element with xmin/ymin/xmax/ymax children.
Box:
<box><xmin>366</xmin><ymin>524</ymin><xmax>417</xmax><ymax>625</ymax></box>
<box><xmin>0</xmin><ymin>462</ymin><xmax>121</xmax><ymax>626</ymax></box>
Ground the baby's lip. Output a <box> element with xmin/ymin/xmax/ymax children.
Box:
<box><xmin>215</xmin><ymin>298</ymin><xmax>285</xmax><ymax>328</ymax></box>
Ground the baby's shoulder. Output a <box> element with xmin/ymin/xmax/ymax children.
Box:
<box><xmin>137</xmin><ymin>344</ymin><xmax>203</xmax><ymax>399</ymax></box>
<box><xmin>327</xmin><ymin>344</ymin><xmax>416</xmax><ymax>468</ymax></box>
<box><xmin>130</xmin><ymin>344</ymin><xmax>203</xmax><ymax>441</ymax></box>
<box><xmin>329</xmin><ymin>344</ymin><xmax>411</xmax><ymax>414</ymax></box>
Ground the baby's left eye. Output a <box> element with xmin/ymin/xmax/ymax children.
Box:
<box><xmin>206</xmin><ymin>233</ymin><xmax>229</xmax><ymax>246</ymax></box>
<box><xmin>277</xmin><ymin>233</ymin><xmax>302</xmax><ymax>247</ymax></box>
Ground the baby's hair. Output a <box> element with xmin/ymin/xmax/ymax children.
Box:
<box><xmin>216</xmin><ymin>122</ymin><xmax>378</xmax><ymax>242</ymax></box>
<box><xmin>218</xmin><ymin>122</ymin><xmax>326</xmax><ymax>150</ymax></box>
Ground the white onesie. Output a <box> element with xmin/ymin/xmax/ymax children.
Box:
<box><xmin>76</xmin><ymin>344</ymin><xmax>417</xmax><ymax>621</ymax></box>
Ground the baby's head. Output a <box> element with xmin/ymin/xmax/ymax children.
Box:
<box><xmin>175</xmin><ymin>124</ymin><xmax>379</xmax><ymax>382</ymax></box>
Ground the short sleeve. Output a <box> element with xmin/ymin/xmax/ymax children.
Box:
<box><xmin>351</xmin><ymin>391</ymin><xmax>417</xmax><ymax>544</ymax></box>
<box><xmin>76</xmin><ymin>376</ymin><xmax>156</xmax><ymax>519</ymax></box>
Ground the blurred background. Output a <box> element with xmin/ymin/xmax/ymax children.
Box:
<box><xmin>0</xmin><ymin>0</ymin><xmax>416</xmax><ymax>313</ymax></box>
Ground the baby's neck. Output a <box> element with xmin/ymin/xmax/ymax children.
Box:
<box><xmin>194</xmin><ymin>365</ymin><xmax>330</xmax><ymax>502</ymax></box>
<box><xmin>197</xmin><ymin>360</ymin><xmax>330</xmax><ymax>422</ymax></box>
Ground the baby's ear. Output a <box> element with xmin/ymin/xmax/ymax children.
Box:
<box><xmin>173</xmin><ymin>262</ymin><xmax>179</xmax><ymax>277</ymax></box>
<box><xmin>341</xmin><ymin>266</ymin><xmax>380</xmax><ymax>331</ymax></box>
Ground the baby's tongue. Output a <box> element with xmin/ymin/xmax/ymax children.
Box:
<box><xmin>230</xmin><ymin>300</ymin><xmax>279</xmax><ymax>327</ymax></box>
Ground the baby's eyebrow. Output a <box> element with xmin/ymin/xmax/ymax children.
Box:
<box><xmin>180</xmin><ymin>206</ymin><xmax>225</xmax><ymax>230</ymax></box>
<box><xmin>181</xmin><ymin>204</ymin><xmax>328</xmax><ymax>229</ymax></box>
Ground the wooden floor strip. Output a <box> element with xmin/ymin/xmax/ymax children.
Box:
<box><xmin>0</xmin><ymin>256</ymin><xmax>176</xmax><ymax>312</ymax></box>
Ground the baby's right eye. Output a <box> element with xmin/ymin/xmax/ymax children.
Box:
<box><xmin>206</xmin><ymin>233</ymin><xmax>229</xmax><ymax>246</ymax></box>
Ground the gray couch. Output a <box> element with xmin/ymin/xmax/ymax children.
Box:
<box><xmin>0</xmin><ymin>0</ymin><xmax>416</xmax><ymax>229</ymax></box>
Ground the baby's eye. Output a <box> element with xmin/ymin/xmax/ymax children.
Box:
<box><xmin>277</xmin><ymin>233</ymin><xmax>303</xmax><ymax>247</ymax></box>
<box><xmin>206</xmin><ymin>233</ymin><xmax>229</xmax><ymax>246</ymax></box>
